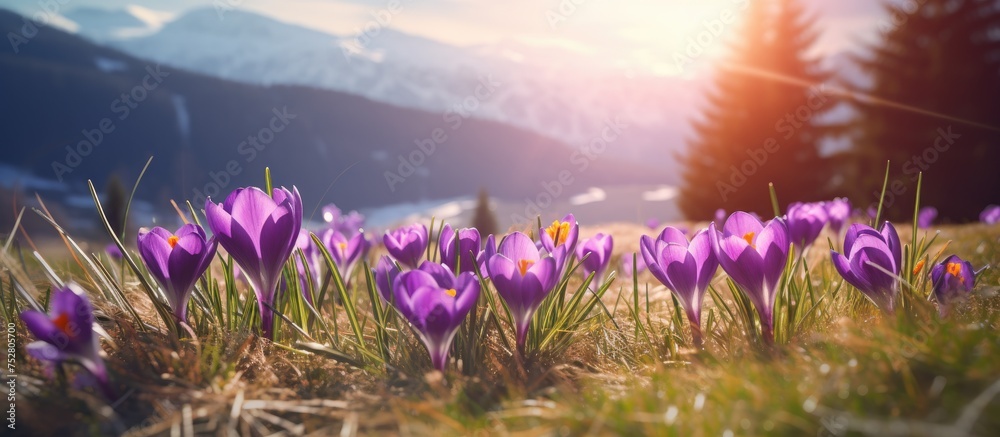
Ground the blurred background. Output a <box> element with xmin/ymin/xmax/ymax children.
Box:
<box><xmin>1</xmin><ymin>0</ymin><xmax>997</xmax><ymax>235</ymax></box>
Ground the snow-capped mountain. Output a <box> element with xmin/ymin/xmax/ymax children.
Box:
<box><xmin>62</xmin><ymin>5</ymin><xmax>172</xmax><ymax>41</ymax></box>
<box><xmin>64</xmin><ymin>7</ymin><xmax>704</xmax><ymax>180</ymax></box>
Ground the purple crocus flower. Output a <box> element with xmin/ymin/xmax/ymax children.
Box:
<box><xmin>714</xmin><ymin>208</ymin><xmax>727</xmax><ymax>224</ymax></box>
<box><xmin>830</xmin><ymin>222</ymin><xmax>902</xmax><ymax>313</ymax></box>
<box><xmin>540</xmin><ymin>214</ymin><xmax>579</xmax><ymax>268</ymax></box>
<box><xmin>917</xmin><ymin>206</ymin><xmax>938</xmax><ymax>229</ymax></box>
<box><xmin>20</xmin><ymin>283</ymin><xmax>110</xmax><ymax>396</ymax></box>
<box><xmin>641</xmin><ymin>227</ymin><xmax>718</xmax><ymax>347</ymax></box>
<box><xmin>373</xmin><ymin>255</ymin><xmax>402</xmax><ymax>303</ymax></box>
<box><xmin>476</xmin><ymin>234</ymin><xmax>497</xmax><ymax>275</ymax></box>
<box><xmin>322</xmin><ymin>203</ymin><xmax>366</xmax><ymax>236</ymax></box>
<box><xmin>322</xmin><ymin>228</ymin><xmax>370</xmax><ymax>284</ymax></box>
<box><xmin>621</xmin><ymin>253</ymin><xmax>647</xmax><ymax>277</ymax></box>
<box><xmin>645</xmin><ymin>218</ymin><xmax>660</xmax><ymax>230</ymax></box>
<box><xmin>439</xmin><ymin>224</ymin><xmax>482</xmax><ymax>274</ymax></box>
<box><xmin>981</xmin><ymin>205</ymin><xmax>1000</xmax><ymax>225</ymax></box>
<box><xmin>576</xmin><ymin>233</ymin><xmax>614</xmax><ymax>288</ymax></box>
<box><xmin>383</xmin><ymin>224</ymin><xmax>428</xmax><ymax>269</ymax></box>
<box><xmin>931</xmin><ymin>255</ymin><xmax>976</xmax><ymax>315</ymax></box>
<box><xmin>824</xmin><ymin>198</ymin><xmax>851</xmax><ymax>233</ymax></box>
<box><xmin>389</xmin><ymin>263</ymin><xmax>480</xmax><ymax>371</ymax></box>
<box><xmin>105</xmin><ymin>244</ymin><xmax>122</xmax><ymax>260</ymax></box>
<box><xmin>487</xmin><ymin>232</ymin><xmax>559</xmax><ymax>352</ymax></box>
<box><xmin>786</xmin><ymin>202</ymin><xmax>828</xmax><ymax>249</ymax></box>
<box><xmin>290</xmin><ymin>229</ymin><xmax>323</xmax><ymax>303</ymax></box>
<box><xmin>709</xmin><ymin>212</ymin><xmax>790</xmax><ymax>343</ymax></box>
<box><xmin>206</xmin><ymin>186</ymin><xmax>302</xmax><ymax>340</ymax></box>
<box><xmin>137</xmin><ymin>224</ymin><xmax>218</xmax><ymax>322</ymax></box>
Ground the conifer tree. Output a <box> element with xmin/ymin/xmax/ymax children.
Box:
<box><xmin>679</xmin><ymin>0</ymin><xmax>834</xmax><ymax>219</ymax></box>
<box><xmin>850</xmin><ymin>0</ymin><xmax>1000</xmax><ymax>221</ymax></box>
<box><xmin>105</xmin><ymin>174</ymin><xmax>127</xmax><ymax>238</ymax></box>
<box><xmin>470</xmin><ymin>188</ymin><xmax>498</xmax><ymax>237</ymax></box>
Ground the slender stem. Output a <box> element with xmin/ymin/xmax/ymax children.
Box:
<box><xmin>689</xmin><ymin>319</ymin><xmax>704</xmax><ymax>350</ymax></box>
<box><xmin>762</xmin><ymin>321</ymin><xmax>774</xmax><ymax>346</ymax></box>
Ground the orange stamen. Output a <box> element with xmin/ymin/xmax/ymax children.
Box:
<box><xmin>52</xmin><ymin>313</ymin><xmax>74</xmax><ymax>338</ymax></box>
<box><xmin>946</xmin><ymin>262</ymin><xmax>963</xmax><ymax>282</ymax></box>
<box><xmin>912</xmin><ymin>260</ymin><xmax>925</xmax><ymax>275</ymax></box>
<box><xmin>167</xmin><ymin>235</ymin><xmax>179</xmax><ymax>249</ymax></box>
<box><xmin>517</xmin><ymin>259</ymin><xmax>535</xmax><ymax>276</ymax></box>
<box><xmin>444</xmin><ymin>288</ymin><xmax>457</xmax><ymax>297</ymax></box>
<box><xmin>742</xmin><ymin>232</ymin><xmax>756</xmax><ymax>248</ymax></box>
<box><xmin>546</xmin><ymin>221</ymin><xmax>570</xmax><ymax>246</ymax></box>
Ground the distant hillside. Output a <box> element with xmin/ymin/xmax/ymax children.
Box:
<box><xmin>0</xmin><ymin>9</ymin><xmax>663</xmax><ymax>226</ymax></box>
<box><xmin>65</xmin><ymin>6</ymin><xmax>696</xmax><ymax>177</ymax></box>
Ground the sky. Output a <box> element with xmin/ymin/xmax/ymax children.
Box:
<box><xmin>4</xmin><ymin>0</ymin><xmax>889</xmax><ymax>74</ymax></box>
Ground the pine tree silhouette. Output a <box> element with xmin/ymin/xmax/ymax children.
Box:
<box><xmin>105</xmin><ymin>174</ymin><xmax>128</xmax><ymax>238</ymax></box>
<box><xmin>849</xmin><ymin>0</ymin><xmax>1000</xmax><ymax>221</ymax></box>
<box><xmin>679</xmin><ymin>0</ymin><xmax>835</xmax><ymax>219</ymax></box>
<box><xmin>470</xmin><ymin>188</ymin><xmax>498</xmax><ymax>237</ymax></box>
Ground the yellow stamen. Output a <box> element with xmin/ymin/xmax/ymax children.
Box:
<box><xmin>52</xmin><ymin>313</ymin><xmax>74</xmax><ymax>338</ymax></box>
<box><xmin>742</xmin><ymin>232</ymin><xmax>756</xmax><ymax>249</ymax></box>
<box><xmin>546</xmin><ymin>221</ymin><xmax>570</xmax><ymax>246</ymax></box>
<box><xmin>517</xmin><ymin>259</ymin><xmax>535</xmax><ymax>276</ymax></box>
<box><xmin>946</xmin><ymin>262</ymin><xmax>963</xmax><ymax>282</ymax></box>
<box><xmin>167</xmin><ymin>235</ymin><xmax>179</xmax><ymax>249</ymax></box>
<box><xmin>444</xmin><ymin>288</ymin><xmax>457</xmax><ymax>297</ymax></box>
<box><xmin>912</xmin><ymin>260</ymin><xmax>925</xmax><ymax>275</ymax></box>
<box><xmin>338</xmin><ymin>242</ymin><xmax>348</xmax><ymax>254</ymax></box>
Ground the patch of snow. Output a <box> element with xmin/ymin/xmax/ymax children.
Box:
<box><xmin>569</xmin><ymin>187</ymin><xmax>606</xmax><ymax>206</ymax></box>
<box><xmin>641</xmin><ymin>186</ymin><xmax>678</xmax><ymax>202</ymax></box>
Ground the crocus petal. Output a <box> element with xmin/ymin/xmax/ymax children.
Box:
<box><xmin>498</xmin><ymin>232</ymin><xmax>541</xmax><ymax>263</ymax></box>
<box><xmin>662</xmin><ymin>245</ymin><xmax>697</xmax><ymax>303</ymax></box>
<box><xmin>20</xmin><ymin>311</ymin><xmax>62</xmax><ymax>348</ymax></box>
<box><xmin>137</xmin><ymin>231</ymin><xmax>172</xmax><ymax>284</ymax></box>
<box><xmin>452</xmin><ymin>272</ymin><xmax>481</xmax><ymax>316</ymax></box>
<box><xmin>657</xmin><ymin>227</ymin><xmax>689</xmax><ymax>246</ymax></box>
<box><xmin>640</xmin><ymin>235</ymin><xmax>672</xmax><ymax>287</ymax></box>
<box><xmin>843</xmin><ymin>223</ymin><xmax>882</xmax><ymax>255</ymax></box>
<box><xmin>688</xmin><ymin>230</ymin><xmax>719</xmax><ymax>292</ymax></box>
<box><xmin>879</xmin><ymin>221</ymin><xmax>902</xmax><ymax>272</ymax></box>
<box><xmin>714</xmin><ymin>231</ymin><xmax>765</xmax><ymax>300</ymax></box>
<box><xmin>756</xmin><ymin>219</ymin><xmax>790</xmax><ymax>291</ymax></box>
<box><xmin>230</xmin><ymin>188</ymin><xmax>281</xmax><ymax>244</ymax></box>
<box><xmin>831</xmin><ymin>250</ymin><xmax>869</xmax><ymax>293</ymax></box>
<box><xmin>373</xmin><ymin>255</ymin><xmax>401</xmax><ymax>302</ymax></box>
<box><xmin>418</xmin><ymin>261</ymin><xmax>455</xmax><ymax>288</ymax></box>
<box><xmin>525</xmin><ymin>257</ymin><xmax>558</xmax><ymax>304</ymax></box>
<box><xmin>723</xmin><ymin>211</ymin><xmax>764</xmax><ymax>238</ymax></box>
